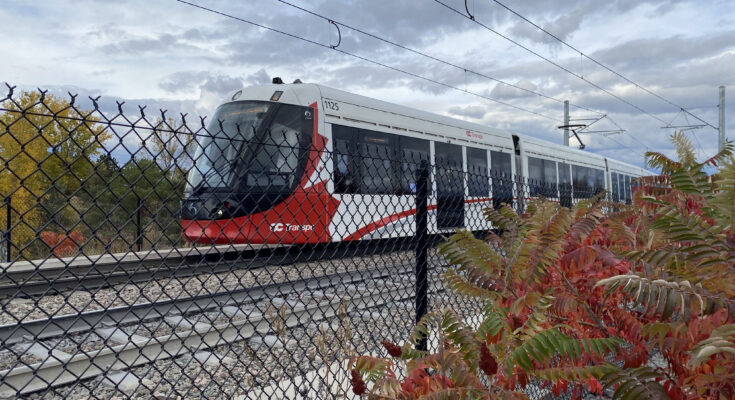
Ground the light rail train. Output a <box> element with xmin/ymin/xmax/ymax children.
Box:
<box><xmin>181</xmin><ymin>79</ymin><xmax>648</xmax><ymax>244</ymax></box>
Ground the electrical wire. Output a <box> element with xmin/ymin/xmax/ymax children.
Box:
<box><xmin>432</xmin><ymin>0</ymin><xmax>671</xmax><ymax>126</ymax></box>
<box><xmin>176</xmin><ymin>0</ymin><xmax>650</xmax><ymax>162</ymax></box>
<box><xmin>604</xmin><ymin>135</ymin><xmax>649</xmax><ymax>162</ymax></box>
<box><xmin>603</xmin><ymin>114</ymin><xmax>650</xmax><ymax>152</ymax></box>
<box><xmin>276</xmin><ymin>0</ymin><xmax>656</xmax><ymax>159</ymax></box>
<box><xmin>274</xmin><ymin>0</ymin><xmax>602</xmax><ymax>115</ymax></box>
<box><xmin>489</xmin><ymin>0</ymin><xmax>719</xmax><ymax>130</ymax></box>
<box><xmin>174</xmin><ymin>0</ymin><xmax>559</xmax><ymax>122</ymax></box>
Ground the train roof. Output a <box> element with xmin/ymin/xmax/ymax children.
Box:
<box><xmin>225</xmin><ymin>82</ymin><xmax>650</xmax><ymax>176</ymax></box>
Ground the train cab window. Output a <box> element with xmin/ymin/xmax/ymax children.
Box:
<box><xmin>245</xmin><ymin>104</ymin><xmax>311</xmax><ymax>192</ymax></box>
<box><xmin>490</xmin><ymin>151</ymin><xmax>512</xmax><ymax>209</ymax></box>
<box><xmin>467</xmin><ymin>147</ymin><xmax>489</xmax><ymax>196</ymax></box>
<box><xmin>359</xmin><ymin>129</ymin><xmax>397</xmax><ymax>194</ymax></box>
<box><xmin>188</xmin><ymin>101</ymin><xmax>271</xmax><ymax>192</ymax></box>
<box><xmin>611</xmin><ymin>172</ymin><xmax>619</xmax><ymax>202</ymax></box>
<box><xmin>399</xmin><ymin>136</ymin><xmax>430</xmax><ymax>194</ymax></box>
<box><xmin>559</xmin><ymin>162</ymin><xmax>572</xmax><ymax>207</ymax></box>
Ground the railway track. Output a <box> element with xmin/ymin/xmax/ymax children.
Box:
<box><xmin>0</xmin><ymin>237</ymin><xmax>437</xmax><ymax>298</ymax></box>
<box><xmin>0</xmin><ymin>261</ymin><xmax>443</xmax><ymax>397</ymax></box>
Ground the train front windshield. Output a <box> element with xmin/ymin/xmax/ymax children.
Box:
<box><xmin>184</xmin><ymin>101</ymin><xmax>313</xmax><ymax>219</ymax></box>
<box><xmin>187</xmin><ymin>102</ymin><xmax>272</xmax><ymax>192</ymax></box>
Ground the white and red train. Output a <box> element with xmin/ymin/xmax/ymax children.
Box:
<box><xmin>181</xmin><ymin>80</ymin><xmax>648</xmax><ymax>244</ymax></box>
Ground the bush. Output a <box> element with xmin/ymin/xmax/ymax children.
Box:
<box><xmin>349</xmin><ymin>133</ymin><xmax>735</xmax><ymax>399</ymax></box>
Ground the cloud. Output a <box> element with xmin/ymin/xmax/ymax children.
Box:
<box><xmin>490</xmin><ymin>80</ymin><xmax>539</xmax><ymax>99</ymax></box>
<box><xmin>3</xmin><ymin>0</ymin><xmax>733</xmax><ymax>169</ymax></box>
<box><xmin>448</xmin><ymin>105</ymin><xmax>488</xmax><ymax>119</ymax></box>
<box><xmin>244</xmin><ymin>69</ymin><xmax>271</xmax><ymax>85</ymax></box>
<box><xmin>159</xmin><ymin>71</ymin><xmax>210</xmax><ymax>94</ymax></box>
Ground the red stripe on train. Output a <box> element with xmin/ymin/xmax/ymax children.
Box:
<box><xmin>342</xmin><ymin>197</ymin><xmax>493</xmax><ymax>241</ymax></box>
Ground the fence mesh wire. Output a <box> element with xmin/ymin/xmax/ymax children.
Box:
<box><xmin>0</xmin><ymin>85</ymin><xmax>619</xmax><ymax>399</ymax></box>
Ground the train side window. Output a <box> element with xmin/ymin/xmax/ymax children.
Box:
<box><xmin>544</xmin><ymin>160</ymin><xmax>558</xmax><ymax>197</ymax></box>
<box><xmin>467</xmin><ymin>147</ymin><xmax>489</xmax><ymax>196</ymax></box>
<box><xmin>528</xmin><ymin>157</ymin><xmax>558</xmax><ymax>197</ymax></box>
<box><xmin>559</xmin><ymin>162</ymin><xmax>571</xmax><ymax>207</ymax></box>
<box><xmin>359</xmin><ymin>129</ymin><xmax>397</xmax><ymax>194</ymax></box>
<box><xmin>618</xmin><ymin>174</ymin><xmax>625</xmax><ymax>203</ymax></box>
<box><xmin>332</xmin><ymin>125</ymin><xmax>358</xmax><ymax>194</ymax></box>
<box><xmin>611</xmin><ymin>172</ymin><xmax>619</xmax><ymax>202</ymax></box>
<box><xmin>572</xmin><ymin>165</ymin><xmax>590</xmax><ymax>198</ymax></box>
<box><xmin>399</xmin><ymin>136</ymin><xmax>429</xmax><ymax>194</ymax></box>
<box><xmin>624</xmin><ymin>175</ymin><xmax>631</xmax><ymax>204</ymax></box>
<box><xmin>586</xmin><ymin>168</ymin><xmax>597</xmax><ymax>194</ymax></box>
<box><xmin>595</xmin><ymin>169</ymin><xmax>605</xmax><ymax>195</ymax></box>
<box><xmin>490</xmin><ymin>151</ymin><xmax>512</xmax><ymax>209</ymax></box>
<box><xmin>434</xmin><ymin>142</ymin><xmax>463</xmax><ymax>193</ymax></box>
<box><xmin>528</xmin><ymin>157</ymin><xmax>544</xmax><ymax>196</ymax></box>
<box><xmin>435</xmin><ymin>142</ymin><xmax>464</xmax><ymax>228</ymax></box>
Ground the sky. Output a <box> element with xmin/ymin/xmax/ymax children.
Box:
<box><xmin>1</xmin><ymin>0</ymin><xmax>734</xmax><ymax>169</ymax></box>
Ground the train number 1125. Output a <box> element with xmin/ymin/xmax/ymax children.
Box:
<box><xmin>323</xmin><ymin>100</ymin><xmax>340</xmax><ymax>111</ymax></box>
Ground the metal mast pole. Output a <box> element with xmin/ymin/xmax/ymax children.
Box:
<box><xmin>719</xmin><ymin>86</ymin><xmax>726</xmax><ymax>152</ymax></box>
<box><xmin>563</xmin><ymin>100</ymin><xmax>569</xmax><ymax>146</ymax></box>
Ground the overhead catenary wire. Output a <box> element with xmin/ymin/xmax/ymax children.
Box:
<box><xmin>275</xmin><ymin>0</ymin><xmax>654</xmax><ymax>158</ymax></box>
<box><xmin>174</xmin><ymin>0</ymin><xmax>559</xmax><ymax>122</ymax></box>
<box><xmin>175</xmin><ymin>0</ymin><xmax>650</xmax><ymax>162</ymax></box>
<box><xmin>274</xmin><ymin>0</ymin><xmax>602</xmax><ymax>116</ymax></box>
<box><xmin>432</xmin><ymin>0</ymin><xmax>670</xmax><ymax>126</ymax></box>
<box><xmin>489</xmin><ymin>0</ymin><xmax>719</xmax><ymax>131</ymax></box>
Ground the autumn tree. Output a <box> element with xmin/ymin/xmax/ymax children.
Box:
<box><xmin>0</xmin><ymin>90</ymin><xmax>109</xmax><ymax>258</ymax></box>
<box><xmin>147</xmin><ymin>116</ymin><xmax>193</xmax><ymax>179</ymax></box>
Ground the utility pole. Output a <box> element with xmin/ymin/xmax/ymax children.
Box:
<box><xmin>719</xmin><ymin>86</ymin><xmax>726</xmax><ymax>152</ymax></box>
<box><xmin>563</xmin><ymin>100</ymin><xmax>569</xmax><ymax>146</ymax></box>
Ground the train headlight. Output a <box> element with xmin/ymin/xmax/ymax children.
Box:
<box><xmin>216</xmin><ymin>209</ymin><xmax>224</xmax><ymax>217</ymax></box>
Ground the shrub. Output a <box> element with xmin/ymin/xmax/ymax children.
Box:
<box><xmin>40</xmin><ymin>230</ymin><xmax>85</xmax><ymax>258</ymax></box>
<box><xmin>349</xmin><ymin>133</ymin><xmax>735</xmax><ymax>399</ymax></box>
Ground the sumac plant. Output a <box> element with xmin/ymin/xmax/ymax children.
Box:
<box><xmin>349</xmin><ymin>133</ymin><xmax>735</xmax><ymax>399</ymax></box>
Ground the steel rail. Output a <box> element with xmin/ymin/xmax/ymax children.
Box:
<box><xmin>0</xmin><ymin>263</ymin><xmax>434</xmax><ymax>396</ymax></box>
<box><xmin>0</xmin><ymin>260</ymin><xmax>440</xmax><ymax>346</ymax></box>
<box><xmin>0</xmin><ymin>237</ymin><xmax>439</xmax><ymax>298</ymax></box>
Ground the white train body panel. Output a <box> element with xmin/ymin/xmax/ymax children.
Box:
<box><xmin>194</xmin><ymin>82</ymin><xmax>650</xmax><ymax>244</ymax></box>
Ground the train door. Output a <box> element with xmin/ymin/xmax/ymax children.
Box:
<box><xmin>434</xmin><ymin>142</ymin><xmax>464</xmax><ymax>228</ymax></box>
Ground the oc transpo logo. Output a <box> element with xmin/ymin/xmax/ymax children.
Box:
<box><xmin>270</xmin><ymin>222</ymin><xmax>314</xmax><ymax>232</ymax></box>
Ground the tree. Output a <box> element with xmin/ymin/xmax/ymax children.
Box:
<box><xmin>147</xmin><ymin>116</ymin><xmax>194</xmax><ymax>180</ymax></box>
<box><xmin>0</xmin><ymin>90</ymin><xmax>109</xmax><ymax>258</ymax></box>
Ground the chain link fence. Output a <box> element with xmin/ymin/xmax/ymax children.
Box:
<box><xmin>0</xmin><ymin>85</ymin><xmax>615</xmax><ymax>399</ymax></box>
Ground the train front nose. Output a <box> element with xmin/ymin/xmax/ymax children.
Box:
<box><xmin>180</xmin><ymin>196</ymin><xmax>239</xmax><ymax>243</ymax></box>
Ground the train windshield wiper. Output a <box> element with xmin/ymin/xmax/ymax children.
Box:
<box><xmin>190</xmin><ymin>160</ymin><xmax>237</xmax><ymax>195</ymax></box>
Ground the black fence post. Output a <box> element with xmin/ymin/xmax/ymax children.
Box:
<box><xmin>136</xmin><ymin>194</ymin><xmax>143</xmax><ymax>252</ymax></box>
<box><xmin>415</xmin><ymin>160</ymin><xmax>429</xmax><ymax>351</ymax></box>
<box><xmin>4</xmin><ymin>196</ymin><xmax>10</xmax><ymax>262</ymax></box>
